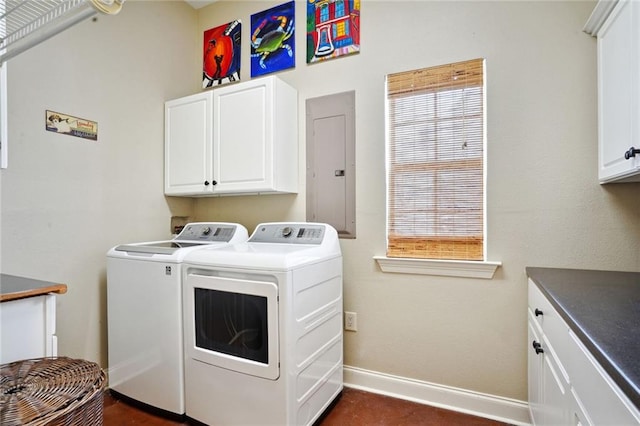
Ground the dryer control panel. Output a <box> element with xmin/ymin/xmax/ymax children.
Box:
<box><xmin>249</xmin><ymin>223</ymin><xmax>326</xmax><ymax>244</ymax></box>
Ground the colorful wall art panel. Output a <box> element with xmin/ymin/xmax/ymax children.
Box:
<box><xmin>306</xmin><ymin>0</ymin><xmax>360</xmax><ymax>63</ymax></box>
<box><xmin>203</xmin><ymin>20</ymin><xmax>241</xmax><ymax>88</ymax></box>
<box><xmin>251</xmin><ymin>1</ymin><xmax>295</xmax><ymax>77</ymax></box>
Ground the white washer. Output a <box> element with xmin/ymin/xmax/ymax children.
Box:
<box><xmin>182</xmin><ymin>222</ymin><xmax>343</xmax><ymax>426</ymax></box>
<box><xmin>106</xmin><ymin>222</ymin><xmax>248</xmax><ymax>416</ymax></box>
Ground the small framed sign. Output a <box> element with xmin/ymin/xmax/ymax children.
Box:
<box><xmin>45</xmin><ymin>110</ymin><xmax>97</xmax><ymax>141</ymax></box>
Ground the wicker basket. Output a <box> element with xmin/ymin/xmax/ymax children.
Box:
<box><xmin>0</xmin><ymin>357</ymin><xmax>106</xmax><ymax>426</ymax></box>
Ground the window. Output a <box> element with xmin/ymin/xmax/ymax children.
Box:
<box><xmin>320</xmin><ymin>4</ymin><xmax>329</xmax><ymax>22</ymax></box>
<box><xmin>334</xmin><ymin>21</ymin><xmax>347</xmax><ymax>38</ymax></box>
<box><xmin>385</xmin><ymin>58</ymin><xmax>485</xmax><ymax>261</ymax></box>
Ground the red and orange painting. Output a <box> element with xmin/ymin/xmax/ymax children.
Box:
<box><xmin>203</xmin><ymin>20</ymin><xmax>242</xmax><ymax>88</ymax></box>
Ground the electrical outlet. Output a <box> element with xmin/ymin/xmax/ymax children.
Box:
<box><xmin>344</xmin><ymin>311</ymin><xmax>357</xmax><ymax>332</ymax></box>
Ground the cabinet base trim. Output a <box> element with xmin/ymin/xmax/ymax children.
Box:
<box><xmin>344</xmin><ymin>365</ymin><xmax>531</xmax><ymax>426</ymax></box>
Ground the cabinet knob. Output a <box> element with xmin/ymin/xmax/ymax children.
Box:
<box><xmin>204</xmin><ymin>181</ymin><xmax>210</xmax><ymax>186</ymax></box>
<box><xmin>532</xmin><ymin>340</ymin><xmax>544</xmax><ymax>355</ymax></box>
<box><xmin>534</xmin><ymin>308</ymin><xmax>543</xmax><ymax>317</ymax></box>
<box><xmin>211</xmin><ymin>180</ymin><xmax>217</xmax><ymax>186</ymax></box>
<box><xmin>624</xmin><ymin>147</ymin><xmax>640</xmax><ymax>160</ymax></box>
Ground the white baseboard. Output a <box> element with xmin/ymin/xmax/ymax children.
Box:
<box><xmin>343</xmin><ymin>365</ymin><xmax>532</xmax><ymax>426</ymax></box>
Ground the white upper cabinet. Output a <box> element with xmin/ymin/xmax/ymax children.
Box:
<box><xmin>165</xmin><ymin>91</ymin><xmax>213</xmax><ymax>195</ymax></box>
<box><xmin>212</xmin><ymin>76</ymin><xmax>298</xmax><ymax>195</ymax></box>
<box><xmin>164</xmin><ymin>76</ymin><xmax>298</xmax><ymax>196</ymax></box>
<box><xmin>585</xmin><ymin>0</ymin><xmax>640</xmax><ymax>183</ymax></box>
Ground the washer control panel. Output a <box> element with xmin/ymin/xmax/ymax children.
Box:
<box><xmin>249</xmin><ymin>223</ymin><xmax>326</xmax><ymax>244</ymax></box>
<box><xmin>176</xmin><ymin>223</ymin><xmax>239</xmax><ymax>242</ymax></box>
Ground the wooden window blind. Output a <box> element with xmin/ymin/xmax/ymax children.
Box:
<box><xmin>386</xmin><ymin>58</ymin><xmax>485</xmax><ymax>261</ymax></box>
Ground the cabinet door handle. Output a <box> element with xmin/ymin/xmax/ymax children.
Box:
<box><xmin>204</xmin><ymin>180</ymin><xmax>210</xmax><ymax>186</ymax></box>
<box><xmin>624</xmin><ymin>147</ymin><xmax>640</xmax><ymax>160</ymax></box>
<box><xmin>532</xmin><ymin>340</ymin><xmax>544</xmax><ymax>355</ymax></box>
<box><xmin>534</xmin><ymin>308</ymin><xmax>543</xmax><ymax>317</ymax></box>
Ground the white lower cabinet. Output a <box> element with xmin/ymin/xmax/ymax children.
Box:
<box><xmin>528</xmin><ymin>279</ymin><xmax>640</xmax><ymax>425</ymax></box>
<box><xmin>0</xmin><ymin>294</ymin><xmax>58</xmax><ymax>364</ymax></box>
<box><xmin>566</xmin><ymin>330</ymin><xmax>639</xmax><ymax>425</ymax></box>
<box><xmin>528</xmin><ymin>309</ymin><xmax>571</xmax><ymax>426</ymax></box>
<box><xmin>528</xmin><ymin>319</ymin><xmax>544</xmax><ymax>422</ymax></box>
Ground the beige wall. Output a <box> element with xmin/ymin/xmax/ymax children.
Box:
<box><xmin>1</xmin><ymin>0</ymin><xmax>639</xmax><ymax>408</ymax></box>
<box><xmin>1</xmin><ymin>1</ymin><xmax>197</xmax><ymax>365</ymax></box>
<box><xmin>194</xmin><ymin>0</ymin><xmax>640</xmax><ymax>403</ymax></box>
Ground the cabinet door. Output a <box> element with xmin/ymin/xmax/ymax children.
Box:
<box><xmin>528</xmin><ymin>319</ymin><xmax>544</xmax><ymax>425</ymax></box>
<box><xmin>213</xmin><ymin>78</ymin><xmax>273</xmax><ymax>193</ymax></box>
<box><xmin>541</xmin><ymin>340</ymin><xmax>571</xmax><ymax>426</ymax></box>
<box><xmin>597</xmin><ymin>0</ymin><xmax>640</xmax><ymax>183</ymax></box>
<box><xmin>0</xmin><ymin>295</ymin><xmax>56</xmax><ymax>364</ymax></box>
<box><xmin>565</xmin><ymin>330</ymin><xmax>640</xmax><ymax>425</ymax></box>
<box><xmin>165</xmin><ymin>91</ymin><xmax>213</xmax><ymax>195</ymax></box>
<box><xmin>528</xmin><ymin>309</ymin><xmax>571</xmax><ymax>426</ymax></box>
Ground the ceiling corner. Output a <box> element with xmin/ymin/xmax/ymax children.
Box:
<box><xmin>184</xmin><ymin>0</ymin><xmax>217</xmax><ymax>10</ymax></box>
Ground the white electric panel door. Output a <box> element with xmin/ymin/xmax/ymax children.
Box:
<box><xmin>306</xmin><ymin>91</ymin><xmax>356</xmax><ymax>238</ymax></box>
<box><xmin>313</xmin><ymin>115</ymin><xmax>347</xmax><ymax>231</ymax></box>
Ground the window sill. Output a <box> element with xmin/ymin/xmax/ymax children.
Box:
<box><xmin>373</xmin><ymin>256</ymin><xmax>502</xmax><ymax>279</ymax></box>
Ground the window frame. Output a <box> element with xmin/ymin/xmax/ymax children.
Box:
<box><xmin>377</xmin><ymin>58</ymin><xmax>501</xmax><ymax>278</ymax></box>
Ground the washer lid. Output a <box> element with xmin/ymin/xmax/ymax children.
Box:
<box><xmin>109</xmin><ymin>222</ymin><xmax>249</xmax><ymax>257</ymax></box>
<box><xmin>114</xmin><ymin>241</ymin><xmax>208</xmax><ymax>255</ymax></box>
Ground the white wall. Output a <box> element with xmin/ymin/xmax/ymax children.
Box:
<box><xmin>1</xmin><ymin>0</ymin><xmax>639</xmax><ymax>413</ymax></box>
<box><xmin>193</xmin><ymin>0</ymin><xmax>640</xmax><ymax>405</ymax></box>
<box><xmin>0</xmin><ymin>1</ymin><xmax>198</xmax><ymax>365</ymax></box>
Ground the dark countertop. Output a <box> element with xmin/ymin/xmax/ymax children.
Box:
<box><xmin>0</xmin><ymin>274</ymin><xmax>67</xmax><ymax>302</ymax></box>
<box><xmin>526</xmin><ymin>267</ymin><xmax>640</xmax><ymax>411</ymax></box>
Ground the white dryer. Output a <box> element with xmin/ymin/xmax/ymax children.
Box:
<box><xmin>182</xmin><ymin>222</ymin><xmax>343</xmax><ymax>426</ymax></box>
<box><xmin>107</xmin><ymin>222</ymin><xmax>248</xmax><ymax>417</ymax></box>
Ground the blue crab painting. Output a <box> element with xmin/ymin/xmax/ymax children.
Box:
<box><xmin>250</xmin><ymin>1</ymin><xmax>296</xmax><ymax>77</ymax></box>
